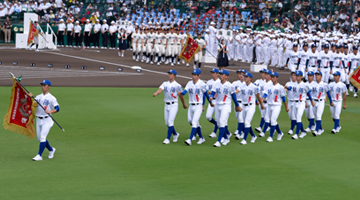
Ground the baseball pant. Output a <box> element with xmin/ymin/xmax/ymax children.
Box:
<box><xmin>294</xmin><ymin>101</ymin><xmax>306</xmax><ymax>123</ymax></box>
<box><xmin>270</xmin><ymin>48</ymin><xmax>277</xmax><ymax>66</ymax></box>
<box><xmin>228</xmin><ymin>44</ymin><xmax>234</xmax><ymax>60</ymax></box>
<box><xmin>164</xmin><ymin>102</ymin><xmax>178</xmax><ymax>127</ymax></box>
<box><xmin>305</xmin><ymin>100</ymin><xmax>315</xmax><ymax>119</ymax></box>
<box><xmin>194</xmin><ymin>52</ymin><xmax>202</xmax><ymax>62</ymax></box>
<box><xmin>277</xmin><ymin>48</ymin><xmax>283</xmax><ymax>67</ymax></box>
<box><xmin>330</xmin><ymin>101</ymin><xmax>342</xmax><ymax>119</ymax></box>
<box><xmin>313</xmin><ymin>100</ymin><xmax>325</xmax><ymax>120</ymax></box>
<box><xmin>206</xmin><ymin>103</ymin><xmax>215</xmax><ymax>121</ymax></box>
<box><xmin>146</xmin><ymin>43</ymin><xmax>154</xmax><ymax>55</ymax></box>
<box><xmin>242</xmin><ymin>103</ymin><xmax>256</xmax><ymax>128</ymax></box>
<box><xmin>235</xmin><ymin>102</ymin><xmax>244</xmax><ymax>123</ymax></box>
<box><xmin>255</xmin><ymin>46</ymin><xmax>262</xmax><ymax>63</ymax></box>
<box><xmin>288</xmin><ymin>101</ymin><xmax>296</xmax><ymax>120</ymax></box>
<box><xmin>321</xmin><ymin>67</ymin><xmax>330</xmax><ymax>83</ymax></box>
<box><xmin>263</xmin><ymin>46</ymin><xmax>270</xmax><ymax>65</ymax></box>
<box><xmin>36</xmin><ymin>117</ymin><xmax>54</xmax><ymax>142</ymax></box>
<box><xmin>238</xmin><ymin>45</ymin><xmax>244</xmax><ymax>61</ymax></box>
<box><xmin>268</xmin><ymin>105</ymin><xmax>281</xmax><ymax>126</ymax></box>
<box><xmin>214</xmin><ymin>104</ymin><xmax>231</xmax><ymax>128</ymax></box>
<box><xmin>259</xmin><ymin>103</ymin><xmax>269</xmax><ymax>123</ymax></box>
<box><xmin>132</xmin><ymin>42</ymin><xmax>138</xmax><ymax>53</ymax></box>
<box><xmin>188</xmin><ymin>104</ymin><xmax>202</xmax><ymax>128</ymax></box>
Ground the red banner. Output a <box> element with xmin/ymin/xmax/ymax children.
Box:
<box><xmin>3</xmin><ymin>81</ymin><xmax>36</xmax><ymax>139</ymax></box>
<box><xmin>349</xmin><ymin>65</ymin><xmax>360</xmax><ymax>90</ymax></box>
<box><xmin>27</xmin><ymin>20</ymin><xmax>39</xmax><ymax>46</ymax></box>
<box><xmin>178</xmin><ymin>34</ymin><xmax>201</xmax><ymax>64</ymax></box>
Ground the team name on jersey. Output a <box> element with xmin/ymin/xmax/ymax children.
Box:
<box><xmin>164</xmin><ymin>86</ymin><xmax>176</xmax><ymax>93</ymax></box>
<box><xmin>188</xmin><ymin>88</ymin><xmax>200</xmax><ymax>94</ymax></box>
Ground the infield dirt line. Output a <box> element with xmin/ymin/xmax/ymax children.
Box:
<box><xmin>44</xmin><ymin>52</ymin><xmax>192</xmax><ymax>80</ymax></box>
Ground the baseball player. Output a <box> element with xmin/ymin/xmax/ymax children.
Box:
<box><xmin>194</xmin><ymin>32</ymin><xmax>206</xmax><ymax>69</ymax></box>
<box><xmin>154</xmin><ymin>28</ymin><xmax>163</xmax><ymax>64</ymax></box>
<box><xmin>206</xmin><ymin>68</ymin><xmax>220</xmax><ymax>138</ymax></box>
<box><xmin>330</xmin><ymin>45</ymin><xmax>345</xmax><ymax>82</ymax></box>
<box><xmin>285</xmin><ymin>44</ymin><xmax>300</xmax><ymax>72</ymax></box>
<box><xmin>261</xmin><ymin>72</ymin><xmax>290</xmax><ymax>142</ymax></box>
<box><xmin>305</xmin><ymin>43</ymin><xmax>321</xmax><ymax>80</ymax></box>
<box><xmin>209</xmin><ymin>70</ymin><xmax>241</xmax><ymax>147</ymax></box>
<box><xmin>180</xmin><ymin>68</ymin><xmax>211</xmax><ymax>145</ymax></box>
<box><xmin>158</xmin><ymin>28</ymin><xmax>168</xmax><ymax>65</ymax></box>
<box><xmin>318</xmin><ymin>43</ymin><xmax>333</xmax><ymax>83</ymax></box>
<box><xmin>237</xmin><ymin>72</ymin><xmax>264</xmax><ymax>145</ymax></box>
<box><xmin>304</xmin><ymin>71</ymin><xmax>316</xmax><ymax>132</ymax></box>
<box><xmin>175</xmin><ymin>28</ymin><xmax>182</xmax><ymax>65</ymax></box>
<box><xmin>328</xmin><ymin>71</ymin><xmax>347</xmax><ymax>134</ymax></box>
<box><xmin>286</xmin><ymin>71</ymin><xmax>298</xmax><ymax>135</ymax></box>
<box><xmin>255</xmin><ymin>69</ymin><xmax>272</xmax><ymax>137</ymax></box>
<box><xmin>28</xmin><ymin>80</ymin><xmax>59</xmax><ymax>161</ymax></box>
<box><xmin>285</xmin><ymin>71</ymin><xmax>315</xmax><ymax>140</ymax></box>
<box><xmin>311</xmin><ymin>71</ymin><xmax>334</xmax><ymax>136</ymax></box>
<box><xmin>145</xmin><ymin>27</ymin><xmax>155</xmax><ymax>64</ymax></box>
<box><xmin>28</xmin><ymin>21</ymin><xmax>42</xmax><ymax>52</ymax></box>
<box><xmin>131</xmin><ymin>27</ymin><xmax>140</xmax><ymax>61</ymax></box>
<box><xmin>298</xmin><ymin>43</ymin><xmax>309</xmax><ymax>76</ymax></box>
<box><xmin>232</xmin><ymin>69</ymin><xmax>246</xmax><ymax>139</ymax></box>
<box><xmin>153</xmin><ymin>69</ymin><xmax>186</xmax><ymax>144</ymax></box>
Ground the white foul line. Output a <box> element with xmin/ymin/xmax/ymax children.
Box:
<box><xmin>44</xmin><ymin>52</ymin><xmax>192</xmax><ymax>80</ymax></box>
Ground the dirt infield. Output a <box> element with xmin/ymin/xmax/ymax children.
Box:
<box><xmin>0</xmin><ymin>46</ymin><xmax>291</xmax><ymax>87</ymax></box>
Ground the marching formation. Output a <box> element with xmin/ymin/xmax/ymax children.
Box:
<box><xmin>153</xmin><ymin>68</ymin><xmax>347</xmax><ymax>147</ymax></box>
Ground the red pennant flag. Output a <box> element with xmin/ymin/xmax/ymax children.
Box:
<box><xmin>27</xmin><ymin>20</ymin><xmax>39</xmax><ymax>46</ymax></box>
<box><xmin>3</xmin><ymin>81</ymin><xmax>36</xmax><ymax>139</ymax></box>
<box><xmin>349</xmin><ymin>64</ymin><xmax>360</xmax><ymax>90</ymax></box>
<box><xmin>178</xmin><ymin>34</ymin><xmax>201</xmax><ymax>64</ymax></box>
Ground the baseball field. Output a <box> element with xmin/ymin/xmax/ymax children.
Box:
<box><xmin>1</xmin><ymin>47</ymin><xmax>360</xmax><ymax>199</ymax></box>
<box><xmin>1</xmin><ymin>86</ymin><xmax>360</xmax><ymax>199</ymax></box>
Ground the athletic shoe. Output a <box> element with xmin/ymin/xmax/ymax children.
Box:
<box><xmin>213</xmin><ymin>141</ymin><xmax>221</xmax><ymax>147</ymax></box>
<box><xmin>292</xmin><ymin>134</ymin><xmax>298</xmax><ymax>140</ymax></box>
<box><xmin>177</xmin><ymin>61</ymin><xmax>180</xmax><ymax>65</ymax></box>
<box><xmin>255</xmin><ymin>127</ymin><xmax>262</xmax><ymax>132</ymax></box>
<box><xmin>209</xmin><ymin>132</ymin><xmax>217</xmax><ymax>138</ymax></box>
<box><xmin>150</xmin><ymin>61</ymin><xmax>154</xmax><ymax>65</ymax></box>
<box><xmin>184</xmin><ymin>139</ymin><xmax>192</xmax><ymax>146</ymax></box>
<box><xmin>336</xmin><ymin>126</ymin><xmax>342</xmax><ymax>132</ymax></box>
<box><xmin>250</xmin><ymin>136</ymin><xmax>257</xmax><ymax>143</ymax></box>
<box><xmin>141</xmin><ymin>59</ymin><xmax>144</xmax><ymax>63</ymax></box>
<box><xmin>86</xmin><ymin>46</ymin><xmax>89</xmax><ymax>48</ymax></box>
<box><xmin>235</xmin><ymin>134</ymin><xmax>242</xmax><ymax>140</ymax></box>
<box><xmin>277</xmin><ymin>132</ymin><xmax>284</xmax><ymax>141</ymax></box>
<box><xmin>239</xmin><ymin>132</ymin><xmax>244</xmax><ymax>139</ymax></box>
<box><xmin>220</xmin><ymin>137</ymin><xmax>224</xmax><ymax>143</ymax></box>
<box><xmin>317</xmin><ymin>129</ymin><xmax>324</xmax><ymax>135</ymax></box>
<box><xmin>91</xmin><ymin>46</ymin><xmax>95</xmax><ymax>48</ymax></box>
<box><xmin>222</xmin><ymin>139</ymin><xmax>230</xmax><ymax>145</ymax></box>
<box><xmin>154</xmin><ymin>57</ymin><xmax>158</xmax><ymax>63</ymax></box>
<box><xmin>28</xmin><ymin>46</ymin><xmax>32</xmax><ymax>50</ymax></box>
<box><xmin>266</xmin><ymin>137</ymin><xmax>273</xmax><ymax>142</ymax></box>
<box><xmin>192</xmin><ymin>136</ymin><xmax>196</xmax><ymax>141</ymax></box>
<box><xmin>32</xmin><ymin>154</ymin><xmax>42</xmax><ymax>161</ymax></box>
<box><xmin>311</xmin><ymin>125</ymin><xmax>316</xmax><ymax>131</ymax></box>
<box><xmin>78</xmin><ymin>46</ymin><xmax>81</xmax><ymax>48</ymax></box>
<box><xmin>61</xmin><ymin>45</ymin><xmax>64</xmax><ymax>47</ymax></box>
<box><xmin>121</xmin><ymin>54</ymin><xmax>124</xmax><ymax>57</ymax></box>
<box><xmin>182</xmin><ymin>60</ymin><xmax>185</xmax><ymax>64</ymax></box>
<box><xmin>354</xmin><ymin>93</ymin><xmax>358</xmax><ymax>98</ymax></box>
<box><xmin>193</xmin><ymin>64</ymin><xmax>196</xmax><ymax>69</ymax></box>
<box><xmin>163</xmin><ymin>139</ymin><xmax>170</xmax><ymax>144</ymax></box>
<box><xmin>186</xmin><ymin>63</ymin><xmax>189</xmax><ymax>67</ymax></box>
<box><xmin>259</xmin><ymin>132</ymin><xmax>265</xmax><ymax>137</ymax></box>
<box><xmin>136</xmin><ymin>59</ymin><xmax>139</xmax><ymax>62</ymax></box>
<box><xmin>197</xmin><ymin>138</ymin><xmax>205</xmax><ymax>144</ymax></box>
<box><xmin>157</xmin><ymin>62</ymin><xmax>160</xmax><ymax>66</ymax></box>
<box><xmin>346</xmin><ymin>90</ymin><xmax>349</xmax><ymax>96</ymax></box>
<box><xmin>173</xmin><ymin>133</ymin><xmax>180</xmax><ymax>142</ymax></box>
<box><xmin>299</xmin><ymin>132</ymin><xmax>307</xmax><ymax>138</ymax></box>
<box><xmin>66</xmin><ymin>45</ymin><xmax>69</xmax><ymax>47</ymax></box>
<box><xmin>133</xmin><ymin>56</ymin><xmax>135</xmax><ymax>60</ymax></box>
<box><xmin>35</xmin><ymin>49</ymin><xmax>39</xmax><ymax>52</ymax></box>
<box><xmin>331</xmin><ymin>129</ymin><xmax>336</xmax><ymax>134</ymax></box>
<box><xmin>171</xmin><ymin>63</ymin><xmax>174</xmax><ymax>66</ymax></box>
<box><xmin>304</xmin><ymin>127</ymin><xmax>311</xmax><ymax>132</ymax></box>
<box><xmin>234</xmin><ymin>130</ymin><xmax>239</xmax><ymax>135</ymax></box>
<box><xmin>227</xmin><ymin>132</ymin><xmax>232</xmax><ymax>139</ymax></box>
<box><xmin>288</xmin><ymin>130</ymin><xmax>293</xmax><ymax>135</ymax></box>
<box><xmin>266</xmin><ymin>127</ymin><xmax>270</xmax><ymax>132</ymax></box>
<box><xmin>48</xmin><ymin>148</ymin><xmax>56</xmax><ymax>159</ymax></box>
<box><xmin>165</xmin><ymin>60</ymin><xmax>169</xmax><ymax>65</ymax></box>
<box><xmin>312</xmin><ymin>131</ymin><xmax>317</xmax><ymax>136</ymax></box>
<box><xmin>240</xmin><ymin>140</ymin><xmax>247</xmax><ymax>145</ymax></box>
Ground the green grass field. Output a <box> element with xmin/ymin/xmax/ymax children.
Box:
<box><xmin>1</xmin><ymin>86</ymin><xmax>360</xmax><ymax>199</ymax></box>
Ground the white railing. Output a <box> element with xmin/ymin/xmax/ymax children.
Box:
<box><xmin>47</xmin><ymin>23</ymin><xmax>57</xmax><ymax>47</ymax></box>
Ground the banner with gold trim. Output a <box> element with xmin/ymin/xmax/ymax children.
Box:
<box><xmin>178</xmin><ymin>34</ymin><xmax>201</xmax><ymax>64</ymax></box>
<box><xmin>349</xmin><ymin>65</ymin><xmax>360</xmax><ymax>90</ymax></box>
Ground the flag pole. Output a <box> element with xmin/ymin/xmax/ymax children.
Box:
<box><xmin>9</xmin><ymin>72</ymin><xmax>65</xmax><ymax>132</ymax></box>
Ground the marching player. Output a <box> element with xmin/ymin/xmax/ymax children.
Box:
<box><xmin>233</xmin><ymin>69</ymin><xmax>246</xmax><ymax>140</ymax></box>
<box><xmin>209</xmin><ymin>70</ymin><xmax>241</xmax><ymax>147</ymax></box>
<box><xmin>66</xmin><ymin>20</ymin><xmax>73</xmax><ymax>47</ymax></box>
<box><xmin>256</xmin><ymin>69</ymin><xmax>272</xmax><ymax>137</ymax></box>
<box><xmin>179</xmin><ymin>68</ymin><xmax>211</xmax><ymax>145</ymax></box>
<box><xmin>285</xmin><ymin>71</ymin><xmax>315</xmax><ymax>140</ymax></box>
<box><xmin>304</xmin><ymin>71</ymin><xmax>316</xmax><ymax>132</ymax></box>
<box><xmin>140</xmin><ymin>28</ymin><xmax>148</xmax><ymax>62</ymax></box>
<box><xmin>153</xmin><ymin>69</ymin><xmax>186</xmax><ymax>144</ymax></box>
<box><xmin>154</xmin><ymin>28</ymin><xmax>163</xmax><ymax>64</ymax></box>
<box><xmin>175</xmin><ymin>28</ymin><xmax>182</xmax><ymax>65</ymax></box>
<box><xmin>159</xmin><ymin>28</ymin><xmax>168</xmax><ymax>65</ymax></box>
<box><xmin>237</xmin><ymin>72</ymin><xmax>264</xmax><ymax>145</ymax></box>
<box><xmin>29</xmin><ymin>80</ymin><xmax>59</xmax><ymax>161</ymax></box>
<box><xmin>131</xmin><ymin>27</ymin><xmax>139</xmax><ymax>60</ymax></box>
<box><xmin>145</xmin><ymin>28</ymin><xmax>156</xmax><ymax>64</ymax></box>
<box><xmin>194</xmin><ymin>32</ymin><xmax>206</xmax><ymax>69</ymax></box>
<box><xmin>330</xmin><ymin>45</ymin><xmax>345</xmax><ymax>81</ymax></box>
<box><xmin>206</xmin><ymin>68</ymin><xmax>220</xmax><ymax>138</ymax></box>
<box><xmin>305</xmin><ymin>43</ymin><xmax>320</xmax><ymax>80</ymax></box>
<box><xmin>329</xmin><ymin>71</ymin><xmax>347</xmax><ymax>133</ymax></box>
<box><xmin>298</xmin><ymin>43</ymin><xmax>309</xmax><ymax>76</ymax></box>
<box><xmin>318</xmin><ymin>44</ymin><xmax>333</xmax><ymax>83</ymax></box>
<box><xmin>262</xmin><ymin>72</ymin><xmax>289</xmax><ymax>142</ymax></box>
<box><xmin>166</xmin><ymin>27</ymin><xmax>177</xmax><ymax>66</ymax></box>
<box><xmin>101</xmin><ymin>20</ymin><xmax>109</xmax><ymax>49</ymax></box>
<box><xmin>285</xmin><ymin>44</ymin><xmax>300</xmax><ymax>72</ymax></box>
<box><xmin>311</xmin><ymin>71</ymin><xmax>334</xmax><ymax>136</ymax></box>
<box><xmin>28</xmin><ymin>21</ymin><xmax>42</xmax><ymax>52</ymax></box>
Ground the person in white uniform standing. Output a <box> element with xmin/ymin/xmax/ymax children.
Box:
<box><xmin>255</xmin><ymin>69</ymin><xmax>272</xmax><ymax>137</ymax></box>
<box><xmin>285</xmin><ymin>44</ymin><xmax>300</xmax><ymax>72</ymax></box>
<box><xmin>328</xmin><ymin>71</ymin><xmax>347</xmax><ymax>134</ymax></box>
<box><xmin>318</xmin><ymin>43</ymin><xmax>333</xmax><ymax>83</ymax></box>
<box><xmin>209</xmin><ymin>22</ymin><xmax>218</xmax><ymax>58</ymax></box>
<box><xmin>233</xmin><ymin>69</ymin><xmax>247</xmax><ymax>139</ymax></box>
<box><xmin>304</xmin><ymin>71</ymin><xmax>316</xmax><ymax>133</ymax></box>
<box><xmin>206</xmin><ymin>68</ymin><xmax>221</xmax><ymax>138</ymax></box>
<box><xmin>237</xmin><ymin>72</ymin><xmax>264</xmax><ymax>145</ymax></box>
<box><xmin>209</xmin><ymin>70</ymin><xmax>241</xmax><ymax>147</ymax></box>
<box><xmin>194</xmin><ymin>32</ymin><xmax>206</xmax><ymax>69</ymax></box>
<box><xmin>261</xmin><ymin>72</ymin><xmax>289</xmax><ymax>142</ymax></box>
<box><xmin>180</xmin><ymin>68</ymin><xmax>211</xmax><ymax>145</ymax></box>
<box><xmin>29</xmin><ymin>80</ymin><xmax>59</xmax><ymax>161</ymax></box>
<box><xmin>153</xmin><ymin>69</ymin><xmax>186</xmax><ymax>144</ymax></box>
<box><xmin>305</xmin><ymin>43</ymin><xmax>321</xmax><ymax>80</ymax></box>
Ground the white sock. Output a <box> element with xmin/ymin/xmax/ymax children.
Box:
<box><xmin>118</xmin><ymin>52</ymin><xmax>121</xmax><ymax>56</ymax></box>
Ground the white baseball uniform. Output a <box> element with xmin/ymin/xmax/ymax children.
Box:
<box><xmin>206</xmin><ymin>78</ymin><xmax>221</xmax><ymax>121</ymax></box>
<box><xmin>319</xmin><ymin>51</ymin><xmax>333</xmax><ymax>83</ymax></box>
<box><xmin>211</xmin><ymin>81</ymin><xmax>235</xmax><ymax>128</ymax></box>
<box><xmin>184</xmin><ymin>80</ymin><xmax>207</xmax><ymax>128</ymax></box>
<box><xmin>263</xmin><ymin>82</ymin><xmax>286</xmax><ymax>126</ymax></box>
<box><xmin>159</xmin><ymin>80</ymin><xmax>183</xmax><ymax>127</ymax></box>
<box><xmin>311</xmin><ymin>81</ymin><xmax>329</xmax><ymax>121</ymax></box>
<box><xmin>328</xmin><ymin>81</ymin><xmax>347</xmax><ymax>120</ymax></box>
<box><xmin>35</xmin><ymin>93</ymin><xmax>59</xmax><ymax>142</ymax></box>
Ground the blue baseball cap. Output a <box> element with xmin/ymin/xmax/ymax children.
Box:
<box><xmin>271</xmin><ymin>72</ymin><xmax>279</xmax><ymax>77</ymax></box>
<box><xmin>167</xmin><ymin>69</ymin><xmax>177</xmax><ymax>75</ymax></box>
<box><xmin>236</xmin><ymin>69</ymin><xmax>247</xmax><ymax>73</ymax></box>
<box><xmin>243</xmin><ymin>72</ymin><xmax>253</xmax><ymax>78</ymax></box>
<box><xmin>192</xmin><ymin>68</ymin><xmax>201</xmax><ymax>75</ymax></box>
<box><xmin>293</xmin><ymin>44</ymin><xmax>298</xmax><ymax>47</ymax></box>
<box><xmin>260</xmin><ymin>68</ymin><xmax>267</xmax><ymax>73</ymax></box>
<box><xmin>333</xmin><ymin>71</ymin><xmax>341</xmax><ymax>76</ymax></box>
<box><xmin>219</xmin><ymin>70</ymin><xmax>230</xmax><ymax>75</ymax></box>
<box><xmin>336</xmin><ymin>44</ymin><xmax>342</xmax><ymax>49</ymax></box>
<box><xmin>344</xmin><ymin>44</ymin><xmax>349</xmax><ymax>49</ymax></box>
<box><xmin>315</xmin><ymin>71</ymin><xmax>323</xmax><ymax>76</ymax></box>
<box><xmin>303</xmin><ymin>42</ymin><xmax>308</xmax><ymax>46</ymax></box>
<box><xmin>210</xmin><ymin>68</ymin><xmax>219</xmax><ymax>73</ymax></box>
<box><xmin>295</xmin><ymin>70</ymin><xmax>303</xmax><ymax>76</ymax></box>
<box><xmin>311</xmin><ymin>43</ymin><xmax>316</xmax><ymax>48</ymax></box>
<box><xmin>266</xmin><ymin>70</ymin><xmax>272</xmax><ymax>74</ymax></box>
<box><xmin>353</xmin><ymin>45</ymin><xmax>358</xmax><ymax>50</ymax></box>
<box><xmin>324</xmin><ymin>44</ymin><xmax>330</xmax><ymax>49</ymax></box>
<box><xmin>307</xmin><ymin>71</ymin><xmax>315</xmax><ymax>76</ymax></box>
<box><xmin>331</xmin><ymin>43</ymin><xmax>336</xmax><ymax>47</ymax></box>
<box><xmin>40</xmin><ymin>79</ymin><xmax>51</xmax><ymax>86</ymax></box>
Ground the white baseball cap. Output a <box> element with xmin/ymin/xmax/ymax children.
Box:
<box><xmin>111</xmin><ymin>21</ymin><xmax>115</xmax><ymax>24</ymax></box>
